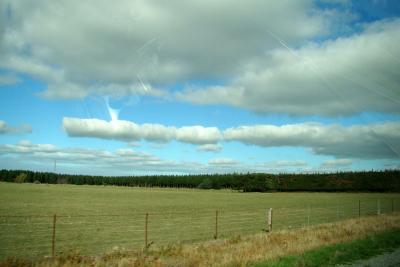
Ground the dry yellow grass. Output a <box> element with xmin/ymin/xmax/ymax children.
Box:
<box><xmin>2</xmin><ymin>213</ymin><xmax>400</xmax><ymax>267</ymax></box>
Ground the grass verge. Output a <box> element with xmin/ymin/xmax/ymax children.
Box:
<box><xmin>253</xmin><ymin>228</ymin><xmax>400</xmax><ymax>267</ymax></box>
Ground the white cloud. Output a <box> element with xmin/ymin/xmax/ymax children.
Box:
<box><xmin>208</xmin><ymin>158</ymin><xmax>239</xmax><ymax>167</ymax></box>
<box><xmin>223</xmin><ymin>122</ymin><xmax>400</xmax><ymax>159</ymax></box>
<box><xmin>0</xmin><ymin>120</ymin><xmax>32</xmax><ymax>134</ymax></box>
<box><xmin>176</xmin><ymin>126</ymin><xmax>222</xmax><ymax>145</ymax></box>
<box><xmin>206</xmin><ymin>158</ymin><xmax>310</xmax><ymax>172</ymax></box>
<box><xmin>384</xmin><ymin>162</ymin><xmax>400</xmax><ymax>170</ymax></box>
<box><xmin>177</xmin><ymin>19</ymin><xmax>400</xmax><ymax>116</ymax></box>
<box><xmin>0</xmin><ymin>73</ymin><xmax>20</xmax><ymax>85</ymax></box>
<box><xmin>4</xmin><ymin>140</ymin><xmax>395</xmax><ymax>174</ymax></box>
<box><xmin>197</xmin><ymin>144</ymin><xmax>222</xmax><ymax>153</ymax></box>
<box><xmin>0</xmin><ymin>54</ymin><xmax>165</xmax><ymax>99</ymax></box>
<box><xmin>260</xmin><ymin>160</ymin><xmax>308</xmax><ymax>168</ymax></box>
<box><xmin>0</xmin><ymin>0</ymin><xmax>331</xmax><ymax>99</ymax></box>
<box><xmin>127</xmin><ymin>141</ymin><xmax>141</xmax><ymax>147</ymax></box>
<box><xmin>2</xmin><ymin>1</ymin><xmax>397</xmax><ymax>118</ymax></box>
<box><xmin>62</xmin><ymin>117</ymin><xmax>222</xmax><ymax>145</ymax></box>
<box><xmin>62</xmin><ymin>118</ymin><xmax>174</xmax><ymax>142</ymax></box>
<box><xmin>0</xmin><ymin>141</ymin><xmax>204</xmax><ymax>174</ymax></box>
<box><xmin>1</xmin><ymin>1</ymin><xmax>398</xmax><ymax>119</ymax></box>
<box><xmin>320</xmin><ymin>158</ymin><xmax>352</xmax><ymax>169</ymax></box>
<box><xmin>62</xmin><ymin>117</ymin><xmax>400</xmax><ymax>160</ymax></box>
<box><xmin>2</xmin><ymin>141</ymin><xmax>308</xmax><ymax>175</ymax></box>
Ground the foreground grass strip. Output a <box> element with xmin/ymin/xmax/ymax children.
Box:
<box><xmin>1</xmin><ymin>214</ymin><xmax>400</xmax><ymax>267</ymax></box>
<box><xmin>253</xmin><ymin>228</ymin><xmax>400</xmax><ymax>267</ymax></box>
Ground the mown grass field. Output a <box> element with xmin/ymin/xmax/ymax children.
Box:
<box><xmin>1</xmin><ymin>182</ymin><xmax>400</xmax><ymax>260</ymax></box>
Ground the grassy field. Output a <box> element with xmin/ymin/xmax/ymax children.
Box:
<box><xmin>3</xmin><ymin>213</ymin><xmax>400</xmax><ymax>267</ymax></box>
<box><xmin>1</xmin><ymin>182</ymin><xmax>400</xmax><ymax>260</ymax></box>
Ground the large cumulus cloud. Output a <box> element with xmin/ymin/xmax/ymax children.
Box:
<box><xmin>2</xmin><ymin>1</ymin><xmax>398</xmax><ymax>117</ymax></box>
<box><xmin>0</xmin><ymin>0</ymin><xmax>328</xmax><ymax>99</ymax></box>
<box><xmin>177</xmin><ymin>19</ymin><xmax>400</xmax><ymax>116</ymax></box>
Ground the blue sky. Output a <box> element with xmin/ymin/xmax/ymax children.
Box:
<box><xmin>0</xmin><ymin>0</ymin><xmax>399</xmax><ymax>175</ymax></box>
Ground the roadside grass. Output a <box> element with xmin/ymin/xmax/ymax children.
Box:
<box><xmin>253</xmin><ymin>228</ymin><xmax>400</xmax><ymax>267</ymax></box>
<box><xmin>1</xmin><ymin>213</ymin><xmax>400</xmax><ymax>267</ymax></box>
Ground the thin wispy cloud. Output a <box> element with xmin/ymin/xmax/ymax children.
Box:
<box><xmin>0</xmin><ymin>120</ymin><xmax>32</xmax><ymax>135</ymax></box>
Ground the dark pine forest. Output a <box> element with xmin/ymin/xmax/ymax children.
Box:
<box><xmin>1</xmin><ymin>169</ymin><xmax>399</xmax><ymax>192</ymax></box>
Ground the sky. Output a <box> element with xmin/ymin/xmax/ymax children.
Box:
<box><xmin>0</xmin><ymin>0</ymin><xmax>399</xmax><ymax>176</ymax></box>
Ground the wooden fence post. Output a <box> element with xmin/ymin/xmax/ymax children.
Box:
<box><xmin>392</xmin><ymin>199</ymin><xmax>394</xmax><ymax>213</ymax></box>
<box><xmin>358</xmin><ymin>200</ymin><xmax>361</xmax><ymax>218</ymax></box>
<box><xmin>214</xmin><ymin>210</ymin><xmax>219</xmax><ymax>239</ymax></box>
<box><xmin>268</xmin><ymin>208</ymin><xmax>273</xmax><ymax>232</ymax></box>
<box><xmin>377</xmin><ymin>199</ymin><xmax>381</xmax><ymax>215</ymax></box>
<box><xmin>336</xmin><ymin>205</ymin><xmax>339</xmax><ymax>221</ymax></box>
<box><xmin>145</xmin><ymin>213</ymin><xmax>149</xmax><ymax>250</ymax></box>
<box><xmin>52</xmin><ymin>214</ymin><xmax>57</xmax><ymax>258</ymax></box>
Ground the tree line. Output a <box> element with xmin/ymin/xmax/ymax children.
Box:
<box><xmin>0</xmin><ymin>169</ymin><xmax>399</xmax><ymax>192</ymax></box>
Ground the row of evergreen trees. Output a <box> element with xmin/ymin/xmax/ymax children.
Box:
<box><xmin>1</xmin><ymin>169</ymin><xmax>399</xmax><ymax>192</ymax></box>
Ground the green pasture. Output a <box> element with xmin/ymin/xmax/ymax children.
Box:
<box><xmin>0</xmin><ymin>182</ymin><xmax>399</xmax><ymax>259</ymax></box>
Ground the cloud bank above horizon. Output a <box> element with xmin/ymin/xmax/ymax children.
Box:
<box><xmin>62</xmin><ymin>117</ymin><xmax>400</xmax><ymax>160</ymax></box>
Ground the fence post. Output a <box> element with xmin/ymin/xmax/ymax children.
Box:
<box><xmin>214</xmin><ymin>210</ymin><xmax>219</xmax><ymax>239</ymax></box>
<box><xmin>336</xmin><ymin>205</ymin><xmax>339</xmax><ymax>221</ymax></box>
<box><xmin>145</xmin><ymin>212</ymin><xmax>149</xmax><ymax>250</ymax></box>
<box><xmin>377</xmin><ymin>199</ymin><xmax>381</xmax><ymax>215</ymax></box>
<box><xmin>268</xmin><ymin>208</ymin><xmax>273</xmax><ymax>232</ymax></box>
<box><xmin>307</xmin><ymin>206</ymin><xmax>310</xmax><ymax>226</ymax></box>
<box><xmin>358</xmin><ymin>200</ymin><xmax>361</xmax><ymax>218</ymax></box>
<box><xmin>392</xmin><ymin>199</ymin><xmax>394</xmax><ymax>213</ymax></box>
<box><xmin>52</xmin><ymin>214</ymin><xmax>57</xmax><ymax>258</ymax></box>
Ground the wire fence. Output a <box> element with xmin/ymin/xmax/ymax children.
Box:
<box><xmin>0</xmin><ymin>198</ymin><xmax>398</xmax><ymax>260</ymax></box>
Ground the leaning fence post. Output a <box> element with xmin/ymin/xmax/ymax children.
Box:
<box><xmin>214</xmin><ymin>210</ymin><xmax>219</xmax><ymax>239</ymax></box>
<box><xmin>52</xmin><ymin>214</ymin><xmax>57</xmax><ymax>258</ymax></box>
<box><xmin>268</xmin><ymin>208</ymin><xmax>273</xmax><ymax>232</ymax></box>
<box><xmin>145</xmin><ymin>212</ymin><xmax>149</xmax><ymax>250</ymax></box>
